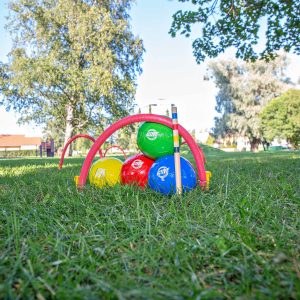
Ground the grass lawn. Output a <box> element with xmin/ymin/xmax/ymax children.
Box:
<box><xmin>0</xmin><ymin>150</ymin><xmax>299</xmax><ymax>299</ymax></box>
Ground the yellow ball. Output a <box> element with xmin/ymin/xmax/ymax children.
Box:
<box><xmin>89</xmin><ymin>157</ymin><xmax>123</xmax><ymax>188</ymax></box>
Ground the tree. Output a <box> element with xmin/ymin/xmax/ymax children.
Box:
<box><xmin>116</xmin><ymin>127</ymin><xmax>132</xmax><ymax>150</ymax></box>
<box><xmin>74</xmin><ymin>135</ymin><xmax>95</xmax><ymax>155</ymax></box>
<box><xmin>209</xmin><ymin>54</ymin><xmax>290</xmax><ymax>151</ymax></box>
<box><xmin>0</xmin><ymin>0</ymin><xmax>143</xmax><ymax>156</ymax></box>
<box><xmin>260</xmin><ymin>89</ymin><xmax>300</xmax><ymax>148</ymax></box>
<box><xmin>205</xmin><ymin>134</ymin><xmax>215</xmax><ymax>146</ymax></box>
<box><xmin>170</xmin><ymin>0</ymin><xmax>300</xmax><ymax>63</ymax></box>
<box><xmin>116</xmin><ymin>123</ymin><xmax>139</xmax><ymax>152</ymax></box>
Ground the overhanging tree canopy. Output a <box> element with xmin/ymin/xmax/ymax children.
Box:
<box><xmin>170</xmin><ymin>0</ymin><xmax>300</xmax><ymax>62</ymax></box>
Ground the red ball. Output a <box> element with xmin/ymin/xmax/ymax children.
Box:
<box><xmin>121</xmin><ymin>153</ymin><xmax>155</xmax><ymax>188</ymax></box>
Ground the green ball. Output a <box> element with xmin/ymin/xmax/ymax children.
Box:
<box><xmin>137</xmin><ymin>122</ymin><xmax>181</xmax><ymax>159</ymax></box>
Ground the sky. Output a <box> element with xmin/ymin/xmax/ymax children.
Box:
<box><xmin>0</xmin><ymin>0</ymin><xmax>299</xmax><ymax>137</ymax></box>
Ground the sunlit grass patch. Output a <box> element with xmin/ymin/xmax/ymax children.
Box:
<box><xmin>0</xmin><ymin>151</ymin><xmax>299</xmax><ymax>299</ymax></box>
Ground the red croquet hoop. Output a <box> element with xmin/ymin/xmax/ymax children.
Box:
<box><xmin>77</xmin><ymin>114</ymin><xmax>207</xmax><ymax>189</ymax></box>
<box><xmin>103</xmin><ymin>145</ymin><xmax>127</xmax><ymax>160</ymax></box>
<box><xmin>58</xmin><ymin>134</ymin><xmax>103</xmax><ymax>169</ymax></box>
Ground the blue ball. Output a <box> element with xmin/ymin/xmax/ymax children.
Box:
<box><xmin>148</xmin><ymin>155</ymin><xmax>197</xmax><ymax>195</ymax></box>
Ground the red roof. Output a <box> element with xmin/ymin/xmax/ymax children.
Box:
<box><xmin>0</xmin><ymin>135</ymin><xmax>42</xmax><ymax>148</ymax></box>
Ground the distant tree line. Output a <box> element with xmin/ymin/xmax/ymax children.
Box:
<box><xmin>1</xmin><ymin>0</ymin><xmax>300</xmax><ymax>155</ymax></box>
<box><xmin>207</xmin><ymin>54</ymin><xmax>296</xmax><ymax>150</ymax></box>
<box><xmin>207</xmin><ymin>54</ymin><xmax>300</xmax><ymax>150</ymax></box>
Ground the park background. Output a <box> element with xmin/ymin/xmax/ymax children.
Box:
<box><xmin>1</xmin><ymin>0</ymin><xmax>299</xmax><ymax>145</ymax></box>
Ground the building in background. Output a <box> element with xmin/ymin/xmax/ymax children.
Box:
<box><xmin>0</xmin><ymin>134</ymin><xmax>41</xmax><ymax>152</ymax></box>
<box><xmin>236</xmin><ymin>136</ymin><xmax>251</xmax><ymax>151</ymax></box>
<box><xmin>195</xmin><ymin>129</ymin><xmax>210</xmax><ymax>144</ymax></box>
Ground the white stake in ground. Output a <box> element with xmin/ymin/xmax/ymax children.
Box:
<box><xmin>171</xmin><ymin>105</ymin><xmax>182</xmax><ymax>195</ymax></box>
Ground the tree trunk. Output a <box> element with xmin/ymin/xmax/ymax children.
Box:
<box><xmin>262</xmin><ymin>140</ymin><xmax>270</xmax><ymax>151</ymax></box>
<box><xmin>64</xmin><ymin>104</ymin><xmax>74</xmax><ymax>157</ymax></box>
<box><xmin>250</xmin><ymin>137</ymin><xmax>260</xmax><ymax>152</ymax></box>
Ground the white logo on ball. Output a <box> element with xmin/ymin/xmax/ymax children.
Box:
<box><xmin>157</xmin><ymin>166</ymin><xmax>169</xmax><ymax>181</ymax></box>
<box><xmin>95</xmin><ymin>168</ymin><xmax>106</xmax><ymax>178</ymax></box>
<box><xmin>146</xmin><ymin>129</ymin><xmax>158</xmax><ymax>141</ymax></box>
<box><xmin>132</xmin><ymin>159</ymin><xmax>144</xmax><ymax>169</ymax></box>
